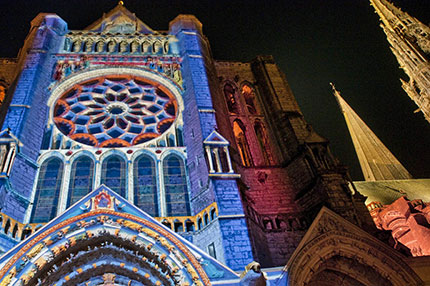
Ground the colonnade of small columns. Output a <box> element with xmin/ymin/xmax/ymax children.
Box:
<box><xmin>156</xmin><ymin>202</ymin><xmax>219</xmax><ymax>233</ymax></box>
<box><xmin>0</xmin><ymin>213</ymin><xmax>39</xmax><ymax>242</ymax></box>
<box><xmin>367</xmin><ymin>201</ymin><xmax>383</xmax><ymax>211</ymax></box>
<box><xmin>205</xmin><ymin>146</ymin><xmax>234</xmax><ymax>174</ymax></box>
<box><xmin>0</xmin><ymin>201</ymin><xmax>219</xmax><ymax>242</ymax></box>
<box><xmin>0</xmin><ymin>140</ymin><xmax>18</xmax><ymax>177</ymax></box>
<box><xmin>64</xmin><ymin>33</ymin><xmax>172</xmax><ymax>55</ymax></box>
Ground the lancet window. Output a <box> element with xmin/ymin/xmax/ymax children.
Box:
<box><xmin>242</xmin><ymin>84</ymin><xmax>258</xmax><ymax>114</ymax></box>
<box><xmin>224</xmin><ymin>84</ymin><xmax>239</xmax><ymax>113</ymax></box>
<box><xmin>67</xmin><ymin>155</ymin><xmax>94</xmax><ymax>207</ymax></box>
<box><xmin>233</xmin><ymin>120</ymin><xmax>253</xmax><ymax>166</ymax></box>
<box><xmin>254</xmin><ymin>120</ymin><xmax>272</xmax><ymax>165</ymax></box>
<box><xmin>32</xmin><ymin>71</ymin><xmax>191</xmax><ymax>221</ymax></box>
<box><xmin>134</xmin><ymin>154</ymin><xmax>158</xmax><ymax>216</ymax></box>
<box><xmin>101</xmin><ymin>155</ymin><xmax>126</xmax><ymax>197</ymax></box>
<box><xmin>31</xmin><ymin>158</ymin><xmax>64</xmax><ymax>223</ymax></box>
<box><xmin>163</xmin><ymin>154</ymin><xmax>190</xmax><ymax>216</ymax></box>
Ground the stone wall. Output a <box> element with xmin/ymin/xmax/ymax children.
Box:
<box><xmin>0</xmin><ymin>59</ymin><xmax>17</xmax><ymax>86</ymax></box>
<box><xmin>0</xmin><ymin>14</ymin><xmax>67</xmax><ymax>222</ymax></box>
<box><xmin>169</xmin><ymin>15</ymin><xmax>255</xmax><ymax>270</ymax></box>
<box><xmin>214</xmin><ymin>55</ymin><xmax>375</xmax><ymax>267</ymax></box>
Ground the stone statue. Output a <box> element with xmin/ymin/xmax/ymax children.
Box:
<box><xmin>371</xmin><ymin>196</ymin><xmax>430</xmax><ymax>256</ymax></box>
<box><xmin>239</xmin><ymin>261</ymin><xmax>268</xmax><ymax>286</ymax></box>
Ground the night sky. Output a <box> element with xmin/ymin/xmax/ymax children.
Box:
<box><xmin>0</xmin><ymin>0</ymin><xmax>429</xmax><ymax>180</ymax></box>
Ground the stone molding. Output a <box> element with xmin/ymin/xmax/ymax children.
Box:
<box><xmin>285</xmin><ymin>207</ymin><xmax>423</xmax><ymax>286</ymax></box>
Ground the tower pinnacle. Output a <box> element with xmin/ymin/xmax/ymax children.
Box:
<box><xmin>370</xmin><ymin>0</ymin><xmax>430</xmax><ymax>123</ymax></box>
<box><xmin>331</xmin><ymin>83</ymin><xmax>412</xmax><ymax>181</ymax></box>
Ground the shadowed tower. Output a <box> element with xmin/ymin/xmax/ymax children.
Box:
<box><xmin>332</xmin><ymin>83</ymin><xmax>412</xmax><ymax>181</ymax></box>
<box><xmin>370</xmin><ymin>0</ymin><xmax>430</xmax><ymax>123</ymax></box>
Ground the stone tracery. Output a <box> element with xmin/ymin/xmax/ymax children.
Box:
<box><xmin>53</xmin><ymin>75</ymin><xmax>178</xmax><ymax>147</ymax></box>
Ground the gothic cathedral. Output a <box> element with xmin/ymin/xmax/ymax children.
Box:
<box><xmin>0</xmin><ymin>1</ymin><xmax>429</xmax><ymax>285</ymax></box>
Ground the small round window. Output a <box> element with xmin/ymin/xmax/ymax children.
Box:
<box><xmin>53</xmin><ymin>75</ymin><xmax>178</xmax><ymax>147</ymax></box>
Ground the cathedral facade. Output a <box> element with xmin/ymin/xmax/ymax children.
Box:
<box><xmin>0</xmin><ymin>1</ymin><xmax>429</xmax><ymax>285</ymax></box>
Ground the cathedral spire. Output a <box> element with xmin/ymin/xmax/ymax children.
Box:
<box><xmin>370</xmin><ymin>0</ymin><xmax>430</xmax><ymax>123</ymax></box>
<box><xmin>331</xmin><ymin>83</ymin><xmax>412</xmax><ymax>181</ymax></box>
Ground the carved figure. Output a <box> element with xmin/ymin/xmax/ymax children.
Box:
<box><xmin>239</xmin><ymin>261</ymin><xmax>268</xmax><ymax>286</ymax></box>
<box><xmin>371</xmin><ymin>196</ymin><xmax>430</xmax><ymax>256</ymax></box>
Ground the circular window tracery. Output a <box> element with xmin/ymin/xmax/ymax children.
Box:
<box><xmin>53</xmin><ymin>76</ymin><xmax>178</xmax><ymax>147</ymax></box>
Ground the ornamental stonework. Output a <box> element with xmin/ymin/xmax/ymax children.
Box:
<box><xmin>53</xmin><ymin>75</ymin><xmax>178</xmax><ymax>147</ymax></box>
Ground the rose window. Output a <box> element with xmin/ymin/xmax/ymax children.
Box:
<box><xmin>53</xmin><ymin>76</ymin><xmax>178</xmax><ymax>147</ymax></box>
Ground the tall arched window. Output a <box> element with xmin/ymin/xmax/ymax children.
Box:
<box><xmin>233</xmin><ymin>120</ymin><xmax>253</xmax><ymax>166</ymax></box>
<box><xmin>254</xmin><ymin>120</ymin><xmax>273</xmax><ymax>165</ymax></box>
<box><xmin>163</xmin><ymin>155</ymin><xmax>190</xmax><ymax>216</ymax></box>
<box><xmin>67</xmin><ymin>155</ymin><xmax>94</xmax><ymax>207</ymax></box>
<box><xmin>242</xmin><ymin>84</ymin><xmax>258</xmax><ymax>114</ymax></box>
<box><xmin>134</xmin><ymin>155</ymin><xmax>158</xmax><ymax>216</ymax></box>
<box><xmin>224</xmin><ymin>84</ymin><xmax>239</xmax><ymax>113</ymax></box>
<box><xmin>31</xmin><ymin>157</ymin><xmax>64</xmax><ymax>223</ymax></box>
<box><xmin>101</xmin><ymin>155</ymin><xmax>126</xmax><ymax>198</ymax></box>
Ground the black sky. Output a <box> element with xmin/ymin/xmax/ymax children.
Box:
<box><xmin>0</xmin><ymin>0</ymin><xmax>429</xmax><ymax>180</ymax></box>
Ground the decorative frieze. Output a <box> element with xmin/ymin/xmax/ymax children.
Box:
<box><xmin>50</xmin><ymin>55</ymin><xmax>183</xmax><ymax>87</ymax></box>
<box><xmin>63</xmin><ymin>32</ymin><xmax>174</xmax><ymax>55</ymax></box>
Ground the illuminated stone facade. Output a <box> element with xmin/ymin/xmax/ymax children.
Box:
<box><xmin>370</xmin><ymin>0</ymin><xmax>430</xmax><ymax>123</ymax></box>
<box><xmin>0</xmin><ymin>3</ymin><xmax>429</xmax><ymax>286</ymax></box>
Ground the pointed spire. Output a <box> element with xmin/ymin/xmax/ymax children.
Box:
<box><xmin>370</xmin><ymin>0</ymin><xmax>430</xmax><ymax>53</ymax></box>
<box><xmin>370</xmin><ymin>0</ymin><xmax>408</xmax><ymax>31</ymax></box>
<box><xmin>331</xmin><ymin>83</ymin><xmax>413</xmax><ymax>181</ymax></box>
<box><xmin>369</xmin><ymin>0</ymin><xmax>430</xmax><ymax>123</ymax></box>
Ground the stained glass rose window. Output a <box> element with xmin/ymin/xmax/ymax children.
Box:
<box><xmin>53</xmin><ymin>76</ymin><xmax>177</xmax><ymax>147</ymax></box>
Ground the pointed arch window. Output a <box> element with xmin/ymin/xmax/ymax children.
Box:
<box><xmin>224</xmin><ymin>84</ymin><xmax>239</xmax><ymax>113</ymax></box>
<box><xmin>254</xmin><ymin>120</ymin><xmax>272</xmax><ymax>165</ymax></box>
<box><xmin>163</xmin><ymin>155</ymin><xmax>190</xmax><ymax>216</ymax></box>
<box><xmin>101</xmin><ymin>155</ymin><xmax>126</xmax><ymax>198</ymax></box>
<box><xmin>233</xmin><ymin>120</ymin><xmax>253</xmax><ymax>166</ymax></box>
<box><xmin>242</xmin><ymin>84</ymin><xmax>258</xmax><ymax>114</ymax></box>
<box><xmin>134</xmin><ymin>155</ymin><xmax>158</xmax><ymax>216</ymax></box>
<box><xmin>67</xmin><ymin>155</ymin><xmax>94</xmax><ymax>207</ymax></box>
<box><xmin>31</xmin><ymin>157</ymin><xmax>64</xmax><ymax>223</ymax></box>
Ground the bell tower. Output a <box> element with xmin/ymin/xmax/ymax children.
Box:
<box><xmin>214</xmin><ymin>56</ymin><xmax>376</xmax><ymax>266</ymax></box>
